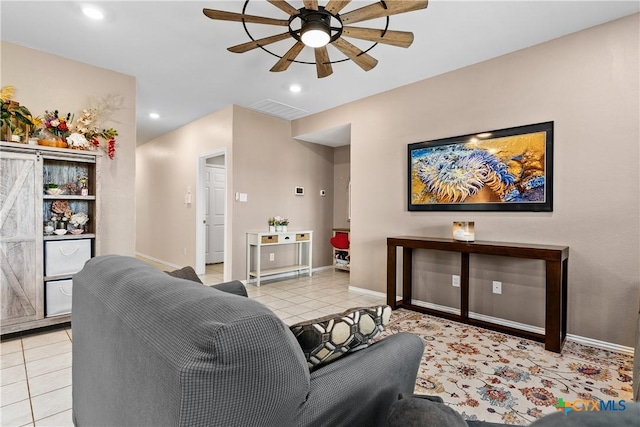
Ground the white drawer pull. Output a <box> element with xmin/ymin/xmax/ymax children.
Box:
<box><xmin>58</xmin><ymin>286</ymin><xmax>72</xmax><ymax>297</ymax></box>
<box><xmin>58</xmin><ymin>246</ymin><xmax>80</xmax><ymax>256</ymax></box>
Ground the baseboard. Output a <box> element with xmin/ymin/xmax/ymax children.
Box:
<box><xmin>407</xmin><ymin>299</ymin><xmax>635</xmax><ymax>355</ymax></box>
<box><xmin>467</xmin><ymin>311</ymin><xmax>544</xmax><ymax>335</ymax></box>
<box><xmin>347</xmin><ymin>286</ymin><xmax>387</xmax><ymax>298</ymax></box>
<box><xmin>245</xmin><ymin>265</ymin><xmax>332</xmax><ymax>286</ymax></box>
<box><xmin>135</xmin><ymin>253</ymin><xmax>182</xmax><ymax>270</ymax></box>
<box><xmin>566</xmin><ymin>333</ymin><xmax>634</xmax><ymax>356</ymax></box>
<box><xmin>411</xmin><ymin>299</ymin><xmax>461</xmax><ymax>316</ymax></box>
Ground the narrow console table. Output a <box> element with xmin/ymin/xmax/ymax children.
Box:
<box><xmin>247</xmin><ymin>231</ymin><xmax>313</xmax><ymax>286</ymax></box>
<box><xmin>387</xmin><ymin>237</ymin><xmax>569</xmax><ymax>353</ymax></box>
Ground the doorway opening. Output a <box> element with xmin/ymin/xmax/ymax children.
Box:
<box><xmin>196</xmin><ymin>150</ymin><xmax>228</xmax><ymax>280</ymax></box>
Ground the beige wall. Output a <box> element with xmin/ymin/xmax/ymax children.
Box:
<box><xmin>136</xmin><ymin>105</ymin><xmax>334</xmax><ymax>279</ymax></box>
<box><xmin>1</xmin><ymin>41</ymin><xmax>137</xmax><ymax>256</ymax></box>
<box><xmin>136</xmin><ymin>105</ymin><xmax>234</xmax><ymax>269</ymax></box>
<box><xmin>333</xmin><ymin>145</ymin><xmax>351</xmax><ymax>229</ymax></box>
<box><xmin>292</xmin><ymin>15</ymin><xmax>640</xmax><ymax>347</ymax></box>
<box><xmin>231</xmin><ymin>107</ymin><xmax>334</xmax><ymax>279</ymax></box>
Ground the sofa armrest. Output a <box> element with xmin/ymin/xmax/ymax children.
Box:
<box><xmin>297</xmin><ymin>332</ymin><xmax>424</xmax><ymax>427</ymax></box>
<box><xmin>210</xmin><ymin>280</ymin><xmax>248</xmax><ymax>297</ymax></box>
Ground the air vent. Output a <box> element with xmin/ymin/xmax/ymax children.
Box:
<box><xmin>248</xmin><ymin>99</ymin><xmax>309</xmax><ymax>121</ymax></box>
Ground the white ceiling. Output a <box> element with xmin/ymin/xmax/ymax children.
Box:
<box><xmin>1</xmin><ymin>1</ymin><xmax>638</xmax><ymax>146</ymax></box>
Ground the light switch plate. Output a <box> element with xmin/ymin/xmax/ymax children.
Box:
<box><xmin>452</xmin><ymin>275</ymin><xmax>460</xmax><ymax>287</ymax></box>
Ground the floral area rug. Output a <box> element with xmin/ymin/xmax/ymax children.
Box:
<box><xmin>379</xmin><ymin>309</ymin><xmax>634</xmax><ymax>425</ymax></box>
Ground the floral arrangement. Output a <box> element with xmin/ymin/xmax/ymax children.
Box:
<box><xmin>272</xmin><ymin>216</ymin><xmax>289</xmax><ymax>226</ymax></box>
<box><xmin>66</xmin><ymin>132</ymin><xmax>90</xmax><ymax>150</ymax></box>
<box><xmin>43</xmin><ymin>110</ymin><xmax>73</xmax><ymax>140</ymax></box>
<box><xmin>61</xmin><ymin>182</ymin><xmax>79</xmax><ymax>195</ymax></box>
<box><xmin>51</xmin><ymin>200</ymin><xmax>72</xmax><ymax>222</ymax></box>
<box><xmin>1</xmin><ymin>84</ymin><xmax>122</xmax><ymax>159</ymax></box>
<box><xmin>1</xmin><ymin>86</ymin><xmax>35</xmax><ymax>141</ymax></box>
<box><xmin>73</xmin><ymin>94</ymin><xmax>122</xmax><ymax>159</ymax></box>
<box><xmin>50</xmin><ymin>200</ymin><xmax>90</xmax><ymax>230</ymax></box>
<box><xmin>69</xmin><ymin>212</ymin><xmax>89</xmax><ymax>227</ymax></box>
<box><xmin>27</xmin><ymin>115</ymin><xmax>42</xmax><ymax>137</ymax></box>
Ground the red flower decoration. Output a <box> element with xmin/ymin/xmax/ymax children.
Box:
<box><xmin>107</xmin><ymin>138</ymin><xmax>116</xmax><ymax>159</ymax></box>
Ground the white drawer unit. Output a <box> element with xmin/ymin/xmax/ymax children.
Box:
<box><xmin>46</xmin><ymin>279</ymin><xmax>73</xmax><ymax>317</ymax></box>
<box><xmin>45</xmin><ymin>239</ymin><xmax>92</xmax><ymax>276</ymax></box>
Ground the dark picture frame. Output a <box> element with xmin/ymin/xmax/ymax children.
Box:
<box><xmin>408</xmin><ymin>121</ymin><xmax>553</xmax><ymax>212</ymax></box>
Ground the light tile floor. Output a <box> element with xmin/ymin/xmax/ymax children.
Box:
<box><xmin>0</xmin><ymin>262</ymin><xmax>381</xmax><ymax>427</ymax></box>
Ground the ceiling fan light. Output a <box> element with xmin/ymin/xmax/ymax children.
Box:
<box><xmin>301</xmin><ymin>22</ymin><xmax>330</xmax><ymax>48</ymax></box>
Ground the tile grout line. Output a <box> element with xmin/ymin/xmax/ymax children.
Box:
<box><xmin>33</xmin><ymin>405</ymin><xmax>72</xmax><ymax>424</ymax></box>
<box><xmin>21</xmin><ymin>335</ymin><xmax>36</xmax><ymax>427</ymax></box>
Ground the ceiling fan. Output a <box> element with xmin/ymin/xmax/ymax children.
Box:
<box><xmin>203</xmin><ymin>0</ymin><xmax>429</xmax><ymax>78</ymax></box>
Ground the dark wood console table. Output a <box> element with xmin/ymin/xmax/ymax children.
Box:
<box><xmin>387</xmin><ymin>236</ymin><xmax>569</xmax><ymax>353</ymax></box>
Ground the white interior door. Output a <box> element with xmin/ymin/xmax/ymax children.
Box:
<box><xmin>206</xmin><ymin>164</ymin><xmax>225</xmax><ymax>264</ymax></box>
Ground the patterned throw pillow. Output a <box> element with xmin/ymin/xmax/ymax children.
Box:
<box><xmin>289</xmin><ymin>305</ymin><xmax>392</xmax><ymax>370</ymax></box>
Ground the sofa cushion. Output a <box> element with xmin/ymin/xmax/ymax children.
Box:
<box><xmin>165</xmin><ymin>266</ymin><xmax>203</xmax><ymax>284</ymax></box>
<box><xmin>290</xmin><ymin>305</ymin><xmax>391</xmax><ymax>370</ymax></box>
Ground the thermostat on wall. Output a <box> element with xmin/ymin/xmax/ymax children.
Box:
<box><xmin>294</xmin><ymin>186</ymin><xmax>304</xmax><ymax>196</ymax></box>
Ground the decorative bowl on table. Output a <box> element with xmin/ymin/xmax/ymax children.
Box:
<box><xmin>53</xmin><ymin>229</ymin><xmax>68</xmax><ymax>235</ymax></box>
<box><xmin>70</xmin><ymin>229</ymin><xmax>84</xmax><ymax>235</ymax></box>
<box><xmin>46</xmin><ymin>188</ymin><xmax>64</xmax><ymax>195</ymax></box>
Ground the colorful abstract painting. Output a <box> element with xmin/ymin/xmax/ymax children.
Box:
<box><xmin>408</xmin><ymin>122</ymin><xmax>553</xmax><ymax>211</ymax></box>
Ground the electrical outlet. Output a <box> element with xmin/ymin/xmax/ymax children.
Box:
<box><xmin>492</xmin><ymin>281</ymin><xmax>502</xmax><ymax>294</ymax></box>
<box><xmin>452</xmin><ymin>275</ymin><xmax>460</xmax><ymax>287</ymax></box>
<box><xmin>183</xmin><ymin>248</ymin><xmax>187</xmax><ymax>255</ymax></box>
<box><xmin>269</xmin><ymin>253</ymin><xmax>275</xmax><ymax>261</ymax></box>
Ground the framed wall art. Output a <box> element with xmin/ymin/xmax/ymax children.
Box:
<box><xmin>408</xmin><ymin>121</ymin><xmax>553</xmax><ymax>212</ymax></box>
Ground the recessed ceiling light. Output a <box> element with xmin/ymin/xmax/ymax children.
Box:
<box><xmin>289</xmin><ymin>85</ymin><xmax>302</xmax><ymax>93</ymax></box>
<box><xmin>149</xmin><ymin>113</ymin><xmax>160</xmax><ymax>119</ymax></box>
<box><xmin>477</xmin><ymin>133</ymin><xmax>492</xmax><ymax>138</ymax></box>
<box><xmin>82</xmin><ymin>6</ymin><xmax>104</xmax><ymax>20</ymax></box>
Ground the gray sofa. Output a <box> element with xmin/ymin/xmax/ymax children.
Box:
<box><xmin>72</xmin><ymin>255</ymin><xmax>425</xmax><ymax>427</ymax></box>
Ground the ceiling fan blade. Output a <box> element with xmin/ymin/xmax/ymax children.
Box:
<box><xmin>203</xmin><ymin>8</ymin><xmax>289</xmax><ymax>26</ymax></box>
<box><xmin>340</xmin><ymin>0</ymin><xmax>428</xmax><ymax>25</ymax></box>
<box><xmin>270</xmin><ymin>41</ymin><xmax>305</xmax><ymax>72</ymax></box>
<box><xmin>267</xmin><ymin>0</ymin><xmax>299</xmax><ymax>16</ymax></box>
<box><xmin>342</xmin><ymin>26</ymin><xmax>414</xmax><ymax>48</ymax></box>
<box><xmin>303</xmin><ymin>0</ymin><xmax>319</xmax><ymax>11</ymax></box>
<box><xmin>325</xmin><ymin>0</ymin><xmax>351</xmax><ymax>15</ymax></box>
<box><xmin>331</xmin><ymin>38</ymin><xmax>378</xmax><ymax>71</ymax></box>
<box><xmin>228</xmin><ymin>33</ymin><xmax>292</xmax><ymax>53</ymax></box>
<box><xmin>314</xmin><ymin>47</ymin><xmax>333</xmax><ymax>78</ymax></box>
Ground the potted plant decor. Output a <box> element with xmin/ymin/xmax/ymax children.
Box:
<box><xmin>1</xmin><ymin>86</ymin><xmax>35</xmax><ymax>143</ymax></box>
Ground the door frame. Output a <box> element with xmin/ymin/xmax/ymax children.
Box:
<box><xmin>195</xmin><ymin>149</ymin><xmax>229</xmax><ymax>277</ymax></box>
